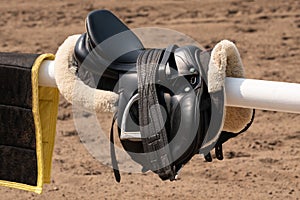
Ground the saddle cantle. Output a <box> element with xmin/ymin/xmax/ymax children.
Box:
<box><xmin>70</xmin><ymin>9</ymin><xmax>254</xmax><ymax>182</ymax></box>
<box><xmin>74</xmin><ymin>10</ymin><xmax>145</xmax><ymax>91</ymax></box>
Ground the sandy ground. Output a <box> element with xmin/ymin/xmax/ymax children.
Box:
<box><xmin>0</xmin><ymin>0</ymin><xmax>299</xmax><ymax>199</ymax></box>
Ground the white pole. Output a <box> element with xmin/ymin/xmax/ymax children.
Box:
<box><xmin>39</xmin><ymin>60</ymin><xmax>56</xmax><ymax>87</ymax></box>
<box><xmin>39</xmin><ymin>60</ymin><xmax>300</xmax><ymax>114</ymax></box>
<box><xmin>225</xmin><ymin>77</ymin><xmax>300</xmax><ymax>114</ymax></box>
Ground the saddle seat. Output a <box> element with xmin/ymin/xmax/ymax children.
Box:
<box><xmin>74</xmin><ymin>10</ymin><xmax>145</xmax><ymax>73</ymax></box>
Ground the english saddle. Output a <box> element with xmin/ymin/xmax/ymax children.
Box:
<box><xmin>69</xmin><ymin>10</ymin><xmax>254</xmax><ymax>182</ymax></box>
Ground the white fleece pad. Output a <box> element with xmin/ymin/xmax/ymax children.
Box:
<box><xmin>208</xmin><ymin>40</ymin><xmax>253</xmax><ymax>133</ymax></box>
<box><xmin>54</xmin><ymin>35</ymin><xmax>118</xmax><ymax>113</ymax></box>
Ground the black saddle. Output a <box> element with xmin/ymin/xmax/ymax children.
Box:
<box><xmin>73</xmin><ymin>10</ymin><xmax>251</xmax><ymax>182</ymax></box>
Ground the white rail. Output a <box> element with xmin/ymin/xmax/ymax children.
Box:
<box><xmin>225</xmin><ymin>77</ymin><xmax>300</xmax><ymax>114</ymax></box>
<box><xmin>40</xmin><ymin>60</ymin><xmax>300</xmax><ymax>114</ymax></box>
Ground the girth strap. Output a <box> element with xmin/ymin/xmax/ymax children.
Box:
<box><xmin>110</xmin><ymin>112</ymin><xmax>121</xmax><ymax>182</ymax></box>
<box><xmin>137</xmin><ymin>49</ymin><xmax>176</xmax><ymax>181</ymax></box>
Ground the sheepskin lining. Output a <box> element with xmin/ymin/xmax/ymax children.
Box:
<box><xmin>54</xmin><ymin>35</ymin><xmax>118</xmax><ymax>113</ymax></box>
<box><xmin>208</xmin><ymin>40</ymin><xmax>253</xmax><ymax>133</ymax></box>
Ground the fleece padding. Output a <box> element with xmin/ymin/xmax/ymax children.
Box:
<box><xmin>208</xmin><ymin>40</ymin><xmax>253</xmax><ymax>133</ymax></box>
<box><xmin>54</xmin><ymin>35</ymin><xmax>118</xmax><ymax>113</ymax></box>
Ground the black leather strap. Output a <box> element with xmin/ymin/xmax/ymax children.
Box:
<box><xmin>204</xmin><ymin>110</ymin><xmax>255</xmax><ymax>162</ymax></box>
<box><xmin>158</xmin><ymin>45</ymin><xmax>178</xmax><ymax>83</ymax></box>
<box><xmin>110</xmin><ymin>112</ymin><xmax>121</xmax><ymax>182</ymax></box>
<box><xmin>137</xmin><ymin>49</ymin><xmax>176</xmax><ymax>181</ymax></box>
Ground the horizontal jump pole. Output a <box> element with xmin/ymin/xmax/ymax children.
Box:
<box><xmin>225</xmin><ymin>77</ymin><xmax>300</xmax><ymax>114</ymax></box>
<box><xmin>40</xmin><ymin>60</ymin><xmax>300</xmax><ymax>114</ymax></box>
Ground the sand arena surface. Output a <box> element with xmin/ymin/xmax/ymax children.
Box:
<box><xmin>0</xmin><ymin>0</ymin><xmax>299</xmax><ymax>199</ymax></box>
